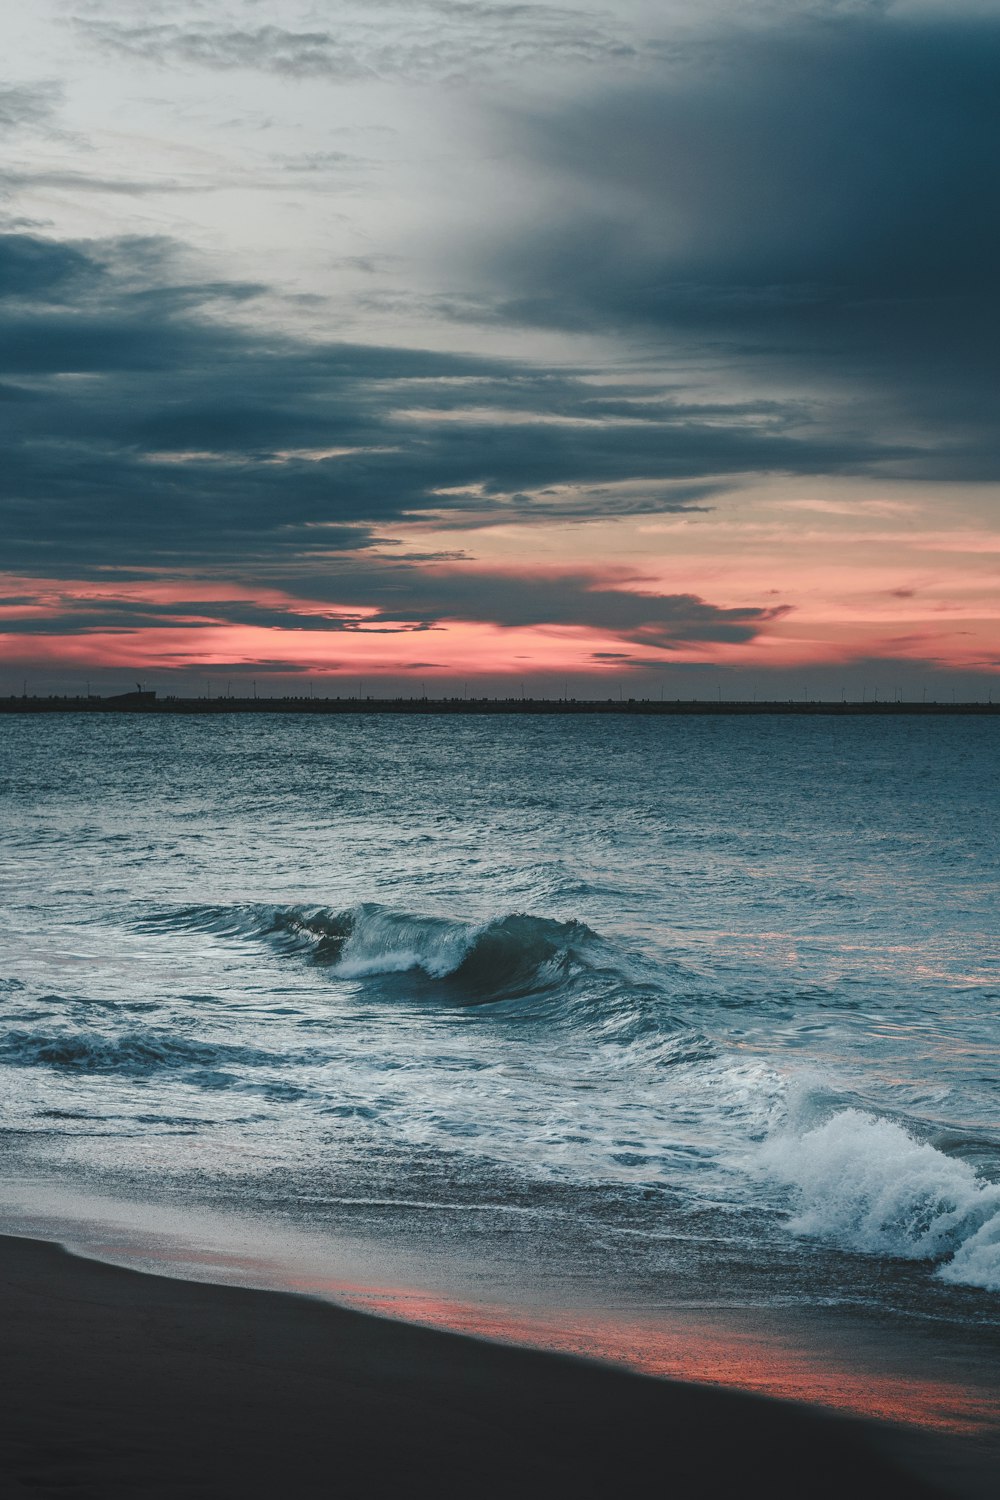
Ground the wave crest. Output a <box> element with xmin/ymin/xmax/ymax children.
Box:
<box><xmin>337</xmin><ymin>907</ymin><xmax>604</xmax><ymax>1004</ymax></box>
<box><xmin>143</xmin><ymin>902</ymin><xmax>648</xmax><ymax>1008</ymax></box>
<box><xmin>137</xmin><ymin>902</ymin><xmax>706</xmax><ymax>1064</ymax></box>
<box><xmin>763</xmin><ymin>1108</ymin><xmax>1000</xmax><ymax>1290</ymax></box>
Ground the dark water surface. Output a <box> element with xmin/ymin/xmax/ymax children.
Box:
<box><xmin>1</xmin><ymin>714</ymin><xmax>998</xmax><ymax>1422</ymax></box>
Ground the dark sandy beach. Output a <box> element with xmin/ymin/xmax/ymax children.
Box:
<box><xmin>0</xmin><ymin>1234</ymin><xmax>992</xmax><ymax>1500</ymax></box>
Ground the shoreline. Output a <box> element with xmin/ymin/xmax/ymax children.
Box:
<box><xmin>1</xmin><ymin>694</ymin><xmax>997</xmax><ymax>716</ymax></box>
<box><xmin>0</xmin><ymin>1230</ymin><xmax>989</xmax><ymax>1499</ymax></box>
<box><xmin>3</xmin><ymin>1183</ymin><xmax>999</xmax><ymax>1442</ymax></box>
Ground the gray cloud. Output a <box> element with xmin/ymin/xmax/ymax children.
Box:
<box><xmin>0</xmin><ymin>228</ymin><xmax>915</xmax><ymax>580</ymax></box>
<box><xmin>0</xmin><ymin>168</ymin><xmax>211</xmax><ymax>198</ymax></box>
<box><xmin>0</xmin><ymin>82</ymin><xmax>60</xmax><ymax>134</ymax></box>
<box><xmin>75</xmin><ymin>4</ymin><xmax>637</xmax><ymax>83</ymax></box>
<box><xmin>0</xmin><ymin>234</ymin><xmax>96</xmax><ymax>301</ymax></box>
<box><xmin>0</xmin><ymin>570</ymin><xmax>786</xmax><ymax>651</ymax></box>
<box><xmin>461</xmin><ymin>11</ymin><xmax>1000</xmax><ymax>473</ymax></box>
<box><xmin>295</xmin><ymin>566</ymin><xmax>792</xmax><ymax>646</ymax></box>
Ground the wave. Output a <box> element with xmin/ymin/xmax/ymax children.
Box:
<box><xmin>137</xmin><ymin>902</ymin><xmax>712</xmax><ymax>1071</ymax></box>
<box><xmin>337</xmin><ymin>907</ymin><xmax>610</xmax><ymax>1003</ymax></box>
<box><xmin>141</xmin><ymin>904</ymin><xmax>353</xmax><ymax>964</ymax></box>
<box><xmin>0</xmin><ymin>1026</ymin><xmax>277</xmax><ymax>1077</ymax></box>
<box><xmin>141</xmin><ymin>902</ymin><xmax>674</xmax><ymax>1013</ymax></box>
<box><xmin>762</xmin><ymin>1108</ymin><xmax>1000</xmax><ymax>1291</ymax></box>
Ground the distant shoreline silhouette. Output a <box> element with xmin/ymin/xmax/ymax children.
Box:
<box><xmin>2</xmin><ymin>692</ymin><xmax>996</xmax><ymax>716</ymax></box>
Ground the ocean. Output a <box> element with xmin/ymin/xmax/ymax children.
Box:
<box><xmin>1</xmin><ymin>713</ymin><xmax>998</xmax><ymax>1422</ymax></box>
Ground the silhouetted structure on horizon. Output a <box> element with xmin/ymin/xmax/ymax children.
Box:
<box><xmin>1</xmin><ymin>691</ymin><xmax>996</xmax><ymax>717</ymax></box>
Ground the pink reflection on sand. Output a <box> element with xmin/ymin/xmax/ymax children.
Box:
<box><xmin>69</xmin><ymin>1229</ymin><xmax>998</xmax><ymax>1438</ymax></box>
<box><xmin>294</xmin><ymin>1279</ymin><xmax>999</xmax><ymax>1437</ymax></box>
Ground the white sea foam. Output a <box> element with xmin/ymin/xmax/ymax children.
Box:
<box><xmin>763</xmin><ymin>1108</ymin><xmax>1000</xmax><ymax>1289</ymax></box>
<box><xmin>939</xmin><ymin>1213</ymin><xmax>1000</xmax><ymax>1291</ymax></box>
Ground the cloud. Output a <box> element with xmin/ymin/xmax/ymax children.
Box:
<box><xmin>0</xmin><ymin>82</ymin><xmax>60</xmax><ymax>134</ymax></box>
<box><xmin>0</xmin><ymin>168</ymin><xmax>213</xmax><ymax>198</ymax></box>
<box><xmin>460</xmin><ymin>10</ymin><xmax>1000</xmax><ymax>473</ymax></box>
<box><xmin>2</xmin><ymin>5</ymin><xmax>994</xmax><ymax>684</ymax></box>
<box><xmin>262</xmin><ymin>564</ymin><xmax>791</xmax><ymax>646</ymax></box>
<box><xmin>0</xmin><ymin>234</ymin><xmax>96</xmax><ymax>300</ymax></box>
<box><xmin>0</xmin><ymin>568</ymin><xmax>787</xmax><ymax>652</ymax></box>
<box><xmin>75</xmin><ymin>4</ymin><xmax>638</xmax><ymax>83</ymax></box>
<box><xmin>0</xmin><ymin>227</ymin><xmax>914</xmax><ymax>580</ymax></box>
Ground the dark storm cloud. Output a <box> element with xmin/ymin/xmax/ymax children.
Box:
<box><xmin>472</xmin><ymin>12</ymin><xmax>1000</xmax><ymax>470</ymax></box>
<box><xmin>0</xmin><ymin>234</ymin><xmax>95</xmax><ymax>300</ymax></box>
<box><xmin>0</xmin><ymin>570</ymin><xmax>783</xmax><ymax>649</ymax></box>
<box><xmin>287</xmin><ymin>566</ymin><xmax>790</xmax><ymax>646</ymax></box>
<box><xmin>0</xmin><ymin>228</ymin><xmax>914</xmax><ymax>578</ymax></box>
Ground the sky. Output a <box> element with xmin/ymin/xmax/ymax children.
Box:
<box><xmin>1</xmin><ymin>0</ymin><xmax>998</xmax><ymax>697</ymax></box>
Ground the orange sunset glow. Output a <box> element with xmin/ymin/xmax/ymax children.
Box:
<box><xmin>2</xmin><ymin>473</ymin><xmax>998</xmax><ymax>694</ymax></box>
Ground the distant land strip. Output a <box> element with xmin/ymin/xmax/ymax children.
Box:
<box><xmin>2</xmin><ymin>692</ymin><xmax>997</xmax><ymax>716</ymax></box>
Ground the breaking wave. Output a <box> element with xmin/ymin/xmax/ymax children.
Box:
<box><xmin>763</xmin><ymin>1108</ymin><xmax>1000</xmax><ymax>1291</ymax></box>
<box><xmin>142</xmin><ymin>902</ymin><xmax>676</xmax><ymax>1014</ymax></box>
<box><xmin>135</xmin><ymin>900</ymin><xmax>714</xmax><ymax>1075</ymax></box>
<box><xmin>336</xmin><ymin>907</ymin><xmax>615</xmax><ymax>1005</ymax></box>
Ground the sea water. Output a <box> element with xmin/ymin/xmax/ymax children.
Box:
<box><xmin>1</xmin><ymin>713</ymin><xmax>998</xmax><ymax>1345</ymax></box>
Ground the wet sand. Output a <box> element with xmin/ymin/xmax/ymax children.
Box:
<box><xmin>0</xmin><ymin>1233</ymin><xmax>988</xmax><ymax>1499</ymax></box>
